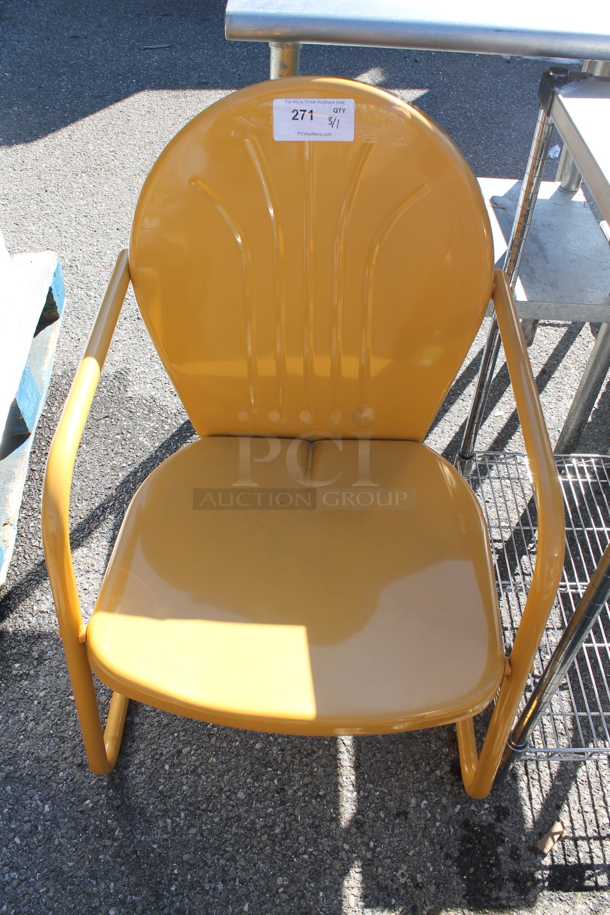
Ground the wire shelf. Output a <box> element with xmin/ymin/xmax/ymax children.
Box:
<box><xmin>468</xmin><ymin>453</ymin><xmax>610</xmax><ymax>760</ymax></box>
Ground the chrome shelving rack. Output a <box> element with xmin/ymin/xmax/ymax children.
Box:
<box><xmin>470</xmin><ymin>453</ymin><xmax>610</xmax><ymax>761</ymax></box>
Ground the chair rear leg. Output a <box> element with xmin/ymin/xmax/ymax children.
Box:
<box><xmin>104</xmin><ymin>692</ymin><xmax>129</xmax><ymax>769</ymax></box>
<box><xmin>456</xmin><ymin>717</ymin><xmax>479</xmax><ymax>794</ymax></box>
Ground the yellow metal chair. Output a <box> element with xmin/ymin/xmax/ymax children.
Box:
<box><xmin>42</xmin><ymin>77</ymin><xmax>565</xmax><ymax>797</ymax></box>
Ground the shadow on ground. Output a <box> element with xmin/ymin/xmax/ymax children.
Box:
<box><xmin>1</xmin><ymin>0</ymin><xmax>553</xmax><ymax>180</ymax></box>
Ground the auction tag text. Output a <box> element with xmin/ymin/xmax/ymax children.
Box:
<box><xmin>273</xmin><ymin>98</ymin><xmax>355</xmax><ymax>141</ymax></box>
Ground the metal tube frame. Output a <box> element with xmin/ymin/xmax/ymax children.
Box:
<box><xmin>456</xmin><ymin>272</ymin><xmax>565</xmax><ymax>797</ymax></box>
<box><xmin>555</xmin><ymin>324</ymin><xmax>610</xmax><ymax>453</ymax></box>
<box><xmin>557</xmin><ymin>60</ymin><xmax>610</xmax><ymax>191</ymax></box>
<box><xmin>497</xmin><ymin>542</ymin><xmax>610</xmax><ymax>779</ymax></box>
<box><xmin>459</xmin><ymin>62</ymin><xmax>610</xmax><ymax>468</ymax></box>
<box><xmin>42</xmin><ymin>251</ymin><xmax>131</xmax><ymax>774</ymax></box>
<box><xmin>553</xmin><ymin>59</ymin><xmax>610</xmax><ymax>452</ymax></box>
<box><xmin>454</xmin><ymin>61</ymin><xmax>610</xmax><ymax>783</ymax></box>
<box><xmin>457</xmin><ymin>94</ymin><xmax>556</xmax><ymax>472</ymax></box>
<box><xmin>269</xmin><ymin>41</ymin><xmax>301</xmax><ymax>78</ymax></box>
<box><xmin>556</xmin><ymin>145</ymin><xmax>582</xmax><ymax>193</ymax></box>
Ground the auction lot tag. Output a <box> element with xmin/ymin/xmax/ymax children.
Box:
<box><xmin>273</xmin><ymin>99</ymin><xmax>354</xmax><ymax>141</ymax></box>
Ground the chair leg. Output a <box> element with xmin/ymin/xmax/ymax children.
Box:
<box><xmin>64</xmin><ymin>638</ymin><xmax>128</xmax><ymax>774</ymax></box>
<box><xmin>456</xmin><ymin>718</ymin><xmax>479</xmax><ymax>794</ymax></box>
<box><xmin>456</xmin><ymin>707</ymin><xmax>519</xmax><ymax>800</ymax></box>
<box><xmin>104</xmin><ymin>692</ymin><xmax>130</xmax><ymax>770</ymax></box>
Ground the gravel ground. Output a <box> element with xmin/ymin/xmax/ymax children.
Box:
<box><xmin>2</xmin><ymin>1</ymin><xmax>610</xmax><ymax>914</ymax></box>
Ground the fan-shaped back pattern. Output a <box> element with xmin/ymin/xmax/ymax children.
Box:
<box><xmin>129</xmin><ymin>77</ymin><xmax>493</xmax><ymax>441</ymax></box>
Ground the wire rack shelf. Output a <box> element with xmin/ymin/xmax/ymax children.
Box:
<box><xmin>469</xmin><ymin>453</ymin><xmax>610</xmax><ymax>760</ymax></box>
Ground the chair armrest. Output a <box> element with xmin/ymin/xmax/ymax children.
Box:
<box><xmin>42</xmin><ymin>250</ymin><xmax>130</xmax><ymax>644</ymax></box>
<box><xmin>493</xmin><ymin>268</ymin><xmax>565</xmax><ymax>661</ymax></box>
<box><xmin>460</xmin><ymin>269</ymin><xmax>565</xmax><ymax>797</ymax></box>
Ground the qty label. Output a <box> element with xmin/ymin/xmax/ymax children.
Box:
<box><xmin>273</xmin><ymin>99</ymin><xmax>355</xmax><ymax>141</ymax></box>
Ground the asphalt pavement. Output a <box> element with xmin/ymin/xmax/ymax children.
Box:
<box><xmin>1</xmin><ymin>1</ymin><xmax>610</xmax><ymax>914</ymax></box>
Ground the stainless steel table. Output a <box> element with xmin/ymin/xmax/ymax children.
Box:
<box><xmin>460</xmin><ymin>69</ymin><xmax>610</xmax><ymax>463</ymax></box>
<box><xmin>226</xmin><ymin>0</ymin><xmax>610</xmax><ymax>63</ymax></box>
<box><xmin>542</xmin><ymin>73</ymin><xmax>610</xmax><ymax>452</ymax></box>
<box><xmin>552</xmin><ymin>74</ymin><xmax>610</xmax><ymax>224</ymax></box>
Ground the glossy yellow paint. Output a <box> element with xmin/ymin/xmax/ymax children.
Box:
<box><xmin>42</xmin><ymin>251</ymin><xmax>131</xmax><ymax>774</ymax></box>
<box><xmin>42</xmin><ymin>77</ymin><xmax>565</xmax><ymax>796</ymax></box>
<box><xmin>457</xmin><ymin>272</ymin><xmax>565</xmax><ymax>797</ymax></box>
<box><xmin>130</xmin><ymin>76</ymin><xmax>494</xmax><ymax>442</ymax></box>
<box><xmin>87</xmin><ymin>437</ymin><xmax>504</xmax><ymax>734</ymax></box>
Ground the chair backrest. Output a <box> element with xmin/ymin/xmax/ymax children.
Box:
<box><xmin>129</xmin><ymin>76</ymin><xmax>493</xmax><ymax>441</ymax></box>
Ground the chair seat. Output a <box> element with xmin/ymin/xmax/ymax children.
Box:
<box><xmin>87</xmin><ymin>436</ymin><xmax>505</xmax><ymax>735</ymax></box>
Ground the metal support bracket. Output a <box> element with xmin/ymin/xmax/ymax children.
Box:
<box><xmin>269</xmin><ymin>41</ymin><xmax>301</xmax><ymax>78</ymax></box>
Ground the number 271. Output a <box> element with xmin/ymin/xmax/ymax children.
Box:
<box><xmin>291</xmin><ymin>109</ymin><xmax>314</xmax><ymax>120</ymax></box>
